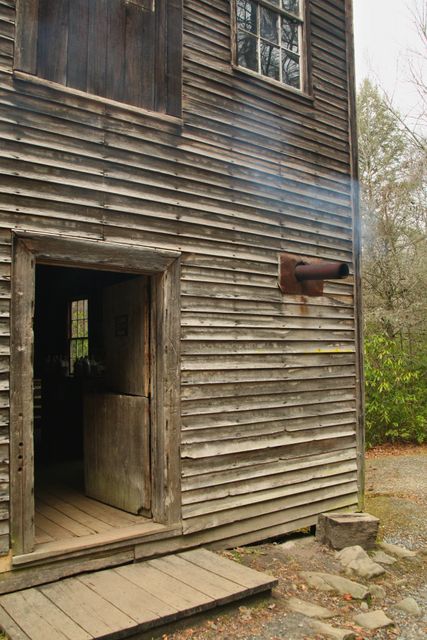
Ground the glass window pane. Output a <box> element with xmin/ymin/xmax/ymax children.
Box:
<box><xmin>236</xmin><ymin>0</ymin><xmax>258</xmax><ymax>34</ymax></box>
<box><xmin>261</xmin><ymin>42</ymin><xmax>280</xmax><ymax>80</ymax></box>
<box><xmin>260</xmin><ymin>6</ymin><xmax>279</xmax><ymax>43</ymax></box>
<box><xmin>282</xmin><ymin>0</ymin><xmax>300</xmax><ymax>15</ymax></box>
<box><xmin>282</xmin><ymin>50</ymin><xmax>300</xmax><ymax>88</ymax></box>
<box><xmin>237</xmin><ymin>30</ymin><xmax>258</xmax><ymax>71</ymax></box>
<box><xmin>281</xmin><ymin>17</ymin><xmax>299</xmax><ymax>52</ymax></box>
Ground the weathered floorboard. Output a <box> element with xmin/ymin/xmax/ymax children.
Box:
<box><xmin>0</xmin><ymin>550</ymin><xmax>277</xmax><ymax>639</ymax></box>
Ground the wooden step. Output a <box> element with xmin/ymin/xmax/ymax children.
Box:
<box><xmin>0</xmin><ymin>549</ymin><xmax>277</xmax><ymax>639</ymax></box>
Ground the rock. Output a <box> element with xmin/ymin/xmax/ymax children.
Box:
<box><xmin>316</xmin><ymin>512</ymin><xmax>379</xmax><ymax>550</ymax></box>
<box><xmin>301</xmin><ymin>572</ymin><xmax>370</xmax><ymax>600</ymax></box>
<box><xmin>287</xmin><ymin>597</ymin><xmax>334</xmax><ymax>619</ymax></box>
<box><xmin>310</xmin><ymin>620</ymin><xmax>356</xmax><ymax>640</ymax></box>
<box><xmin>353</xmin><ymin>610</ymin><xmax>394</xmax><ymax>630</ymax></box>
<box><xmin>280</xmin><ymin>540</ymin><xmax>296</xmax><ymax>550</ymax></box>
<box><xmin>370</xmin><ymin>584</ymin><xmax>386</xmax><ymax>602</ymax></box>
<box><xmin>360</xmin><ymin>602</ymin><xmax>369</xmax><ymax>611</ymax></box>
<box><xmin>395</xmin><ymin>597</ymin><xmax>422</xmax><ymax>616</ymax></box>
<box><xmin>336</xmin><ymin>545</ymin><xmax>385</xmax><ymax>579</ymax></box>
<box><xmin>371</xmin><ymin>550</ymin><xmax>396</xmax><ymax>565</ymax></box>
<box><xmin>378</xmin><ymin>542</ymin><xmax>416</xmax><ymax>558</ymax></box>
<box><xmin>280</xmin><ymin>536</ymin><xmax>315</xmax><ymax>550</ymax></box>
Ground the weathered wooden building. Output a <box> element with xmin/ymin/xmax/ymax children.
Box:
<box><xmin>0</xmin><ymin>0</ymin><xmax>363</xmax><ymax>593</ymax></box>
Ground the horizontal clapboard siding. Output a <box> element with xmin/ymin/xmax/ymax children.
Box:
<box><xmin>0</xmin><ymin>0</ymin><xmax>13</xmax><ymax>72</ymax></box>
<box><xmin>0</xmin><ymin>0</ymin><xmax>358</xmax><ymax>552</ymax></box>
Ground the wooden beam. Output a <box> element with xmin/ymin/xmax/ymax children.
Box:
<box><xmin>345</xmin><ymin>0</ymin><xmax>365</xmax><ymax>510</ymax></box>
<box><xmin>14</xmin><ymin>0</ymin><xmax>39</xmax><ymax>74</ymax></box>
<box><xmin>302</xmin><ymin>0</ymin><xmax>314</xmax><ymax>97</ymax></box>
<box><xmin>10</xmin><ymin>238</ymin><xmax>35</xmax><ymax>555</ymax></box>
<box><xmin>150</xmin><ymin>257</ymin><xmax>182</xmax><ymax>526</ymax></box>
<box><xmin>14</xmin><ymin>232</ymin><xmax>180</xmax><ymax>274</ymax></box>
<box><xmin>166</xmin><ymin>0</ymin><xmax>183</xmax><ymax>117</ymax></box>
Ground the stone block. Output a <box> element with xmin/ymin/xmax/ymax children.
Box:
<box><xmin>378</xmin><ymin>541</ymin><xmax>416</xmax><ymax>558</ymax></box>
<box><xmin>395</xmin><ymin>597</ymin><xmax>422</xmax><ymax>616</ymax></box>
<box><xmin>310</xmin><ymin>620</ymin><xmax>356</xmax><ymax>640</ymax></box>
<box><xmin>336</xmin><ymin>545</ymin><xmax>385</xmax><ymax>578</ymax></box>
<box><xmin>353</xmin><ymin>610</ymin><xmax>394</xmax><ymax>630</ymax></box>
<box><xmin>316</xmin><ymin>512</ymin><xmax>379</xmax><ymax>550</ymax></box>
<box><xmin>287</xmin><ymin>597</ymin><xmax>334</xmax><ymax>619</ymax></box>
<box><xmin>301</xmin><ymin>572</ymin><xmax>370</xmax><ymax>600</ymax></box>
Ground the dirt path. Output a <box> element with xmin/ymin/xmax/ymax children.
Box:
<box><xmin>143</xmin><ymin>448</ymin><xmax>427</xmax><ymax>640</ymax></box>
<box><xmin>365</xmin><ymin>448</ymin><xmax>427</xmax><ymax>550</ymax></box>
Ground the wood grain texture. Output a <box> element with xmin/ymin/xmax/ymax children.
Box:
<box><xmin>37</xmin><ymin>0</ymin><xmax>69</xmax><ymax>85</ymax></box>
<box><xmin>102</xmin><ymin>276</ymin><xmax>149</xmax><ymax>396</ymax></box>
<box><xmin>87</xmin><ymin>0</ymin><xmax>107</xmax><ymax>98</ymax></box>
<box><xmin>67</xmin><ymin>0</ymin><xmax>89</xmax><ymax>92</ymax></box>
<box><xmin>13</xmin><ymin>0</ymin><xmax>182</xmax><ymax>114</ymax></box>
<box><xmin>105</xmin><ymin>0</ymin><xmax>126</xmax><ymax>102</ymax></box>
<box><xmin>84</xmin><ymin>393</ymin><xmax>151</xmax><ymax>514</ymax></box>
<box><xmin>14</xmin><ymin>0</ymin><xmax>38</xmax><ymax>74</ymax></box>
<box><xmin>0</xmin><ymin>0</ymin><xmax>361</xmax><ymax>569</ymax></box>
<box><xmin>0</xmin><ymin>550</ymin><xmax>276</xmax><ymax>638</ymax></box>
<box><xmin>10</xmin><ymin>238</ymin><xmax>35</xmax><ymax>555</ymax></box>
<box><xmin>150</xmin><ymin>257</ymin><xmax>182</xmax><ymax>526</ymax></box>
<box><xmin>344</xmin><ymin>0</ymin><xmax>365</xmax><ymax>511</ymax></box>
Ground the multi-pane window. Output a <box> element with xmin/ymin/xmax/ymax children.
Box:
<box><xmin>69</xmin><ymin>299</ymin><xmax>89</xmax><ymax>374</ymax></box>
<box><xmin>236</xmin><ymin>0</ymin><xmax>304</xmax><ymax>90</ymax></box>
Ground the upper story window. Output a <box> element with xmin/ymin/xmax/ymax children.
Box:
<box><xmin>15</xmin><ymin>0</ymin><xmax>182</xmax><ymax>116</ymax></box>
<box><xmin>235</xmin><ymin>0</ymin><xmax>305</xmax><ymax>91</ymax></box>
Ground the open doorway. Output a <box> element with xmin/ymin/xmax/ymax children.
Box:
<box><xmin>11</xmin><ymin>234</ymin><xmax>181</xmax><ymax>559</ymax></box>
<box><xmin>33</xmin><ymin>264</ymin><xmax>151</xmax><ymax>548</ymax></box>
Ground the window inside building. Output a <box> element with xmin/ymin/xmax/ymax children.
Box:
<box><xmin>69</xmin><ymin>299</ymin><xmax>89</xmax><ymax>374</ymax></box>
<box><xmin>235</xmin><ymin>0</ymin><xmax>305</xmax><ymax>90</ymax></box>
<box><xmin>15</xmin><ymin>0</ymin><xmax>182</xmax><ymax>115</ymax></box>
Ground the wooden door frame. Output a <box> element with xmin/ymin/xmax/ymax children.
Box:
<box><xmin>10</xmin><ymin>231</ymin><xmax>182</xmax><ymax>556</ymax></box>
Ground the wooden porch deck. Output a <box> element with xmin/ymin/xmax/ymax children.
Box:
<box><xmin>0</xmin><ymin>549</ymin><xmax>277</xmax><ymax>640</ymax></box>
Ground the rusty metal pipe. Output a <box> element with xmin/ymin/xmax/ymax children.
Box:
<box><xmin>294</xmin><ymin>262</ymin><xmax>349</xmax><ymax>282</ymax></box>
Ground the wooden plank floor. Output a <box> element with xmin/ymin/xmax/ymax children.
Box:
<box><xmin>8</xmin><ymin>478</ymin><xmax>180</xmax><ymax>566</ymax></box>
<box><xmin>0</xmin><ymin>549</ymin><xmax>278</xmax><ymax>640</ymax></box>
<box><xmin>11</xmin><ymin>482</ymin><xmax>174</xmax><ymax>566</ymax></box>
<box><xmin>35</xmin><ymin>483</ymin><xmax>145</xmax><ymax>545</ymax></box>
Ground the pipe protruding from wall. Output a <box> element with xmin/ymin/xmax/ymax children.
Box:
<box><xmin>295</xmin><ymin>262</ymin><xmax>349</xmax><ymax>282</ymax></box>
<box><xmin>279</xmin><ymin>253</ymin><xmax>350</xmax><ymax>296</ymax></box>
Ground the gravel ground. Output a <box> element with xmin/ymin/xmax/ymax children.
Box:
<box><xmin>365</xmin><ymin>451</ymin><xmax>427</xmax><ymax>549</ymax></box>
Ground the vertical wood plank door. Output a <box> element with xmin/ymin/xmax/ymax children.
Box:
<box><xmin>84</xmin><ymin>276</ymin><xmax>151</xmax><ymax>515</ymax></box>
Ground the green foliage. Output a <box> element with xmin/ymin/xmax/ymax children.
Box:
<box><xmin>364</xmin><ymin>335</ymin><xmax>427</xmax><ymax>447</ymax></box>
<box><xmin>357</xmin><ymin>80</ymin><xmax>427</xmax><ymax>449</ymax></box>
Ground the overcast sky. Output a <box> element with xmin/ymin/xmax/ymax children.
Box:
<box><xmin>353</xmin><ymin>0</ymin><xmax>425</xmax><ymax>128</ymax></box>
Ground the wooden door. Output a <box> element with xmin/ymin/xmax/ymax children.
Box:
<box><xmin>84</xmin><ymin>276</ymin><xmax>151</xmax><ymax>515</ymax></box>
<box><xmin>102</xmin><ymin>276</ymin><xmax>149</xmax><ymax>396</ymax></box>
